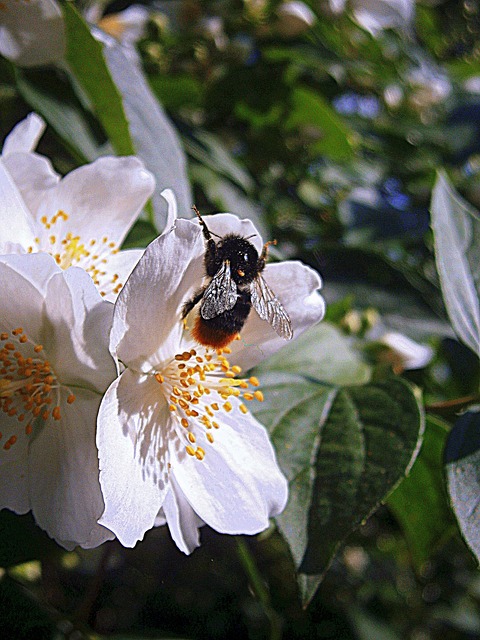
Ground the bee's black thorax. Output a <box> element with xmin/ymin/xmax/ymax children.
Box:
<box><xmin>206</xmin><ymin>234</ymin><xmax>263</xmax><ymax>286</ymax></box>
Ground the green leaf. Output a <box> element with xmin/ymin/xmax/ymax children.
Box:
<box><xmin>255</xmin><ymin>371</ymin><xmax>336</xmax><ymax>567</ymax></box>
<box><xmin>252</xmin><ymin>324</ymin><xmax>423</xmax><ymax>602</ymax></box>
<box><xmin>62</xmin><ymin>2</ymin><xmax>135</xmax><ymax>157</ymax></box>
<box><xmin>15</xmin><ymin>67</ymin><xmax>108</xmax><ymax>163</ymax></box>
<box><xmin>387</xmin><ymin>415</ymin><xmax>455</xmax><ymax>568</ymax></box>
<box><xmin>63</xmin><ymin>3</ymin><xmax>192</xmax><ymax>230</ymax></box>
<box><xmin>301</xmin><ymin>378</ymin><xmax>424</xmax><ymax>577</ymax></box>
<box><xmin>285</xmin><ymin>86</ymin><xmax>356</xmax><ymax>161</ymax></box>
<box><xmin>430</xmin><ymin>170</ymin><xmax>480</xmax><ymax>357</ymax></box>
<box><xmin>255</xmin><ymin>322</ymin><xmax>371</xmax><ymax>386</ymax></box>
<box><xmin>190</xmin><ymin>164</ymin><xmax>267</xmax><ymax>237</ymax></box>
<box><xmin>445</xmin><ymin>410</ymin><xmax>480</xmax><ymax>564</ymax></box>
<box><xmin>185</xmin><ymin>130</ymin><xmax>254</xmax><ymax>193</ymax></box>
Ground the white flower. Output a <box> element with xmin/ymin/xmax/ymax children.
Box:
<box><xmin>0</xmin><ymin>252</ymin><xmax>116</xmax><ymax>548</ymax></box>
<box><xmin>0</xmin><ymin>0</ymin><xmax>65</xmax><ymax>67</ymax></box>
<box><xmin>0</xmin><ymin>113</ymin><xmax>155</xmax><ymax>301</ymax></box>
<box><xmin>378</xmin><ymin>331</ymin><xmax>434</xmax><ymax>371</ymax></box>
<box><xmin>96</xmin><ymin>5</ymin><xmax>150</xmax><ymax>48</ymax></box>
<box><xmin>97</xmin><ymin>201</ymin><xmax>325</xmax><ymax>553</ymax></box>
<box><xmin>276</xmin><ymin>2</ymin><xmax>316</xmax><ymax>38</ymax></box>
<box><xmin>329</xmin><ymin>0</ymin><xmax>414</xmax><ymax>35</ymax></box>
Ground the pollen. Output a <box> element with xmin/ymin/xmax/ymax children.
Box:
<box><xmin>155</xmin><ymin>344</ymin><xmax>265</xmax><ymax>461</ymax></box>
<box><xmin>26</xmin><ymin>211</ymin><xmax>124</xmax><ymax>298</ymax></box>
<box><xmin>0</xmin><ymin>328</ymin><xmax>75</xmax><ymax>451</ymax></box>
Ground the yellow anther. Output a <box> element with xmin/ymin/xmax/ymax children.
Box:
<box><xmin>231</xmin><ymin>365</ymin><xmax>242</xmax><ymax>374</ymax></box>
<box><xmin>187</xmin><ymin>432</ymin><xmax>196</xmax><ymax>443</ymax></box>
<box><xmin>186</xmin><ymin>445</ymin><xmax>196</xmax><ymax>456</ymax></box>
<box><xmin>223</xmin><ymin>401</ymin><xmax>233</xmax><ymax>412</ymax></box>
<box><xmin>207</xmin><ymin>432</ymin><xmax>214</xmax><ymax>443</ymax></box>
<box><xmin>239</xmin><ymin>403</ymin><xmax>248</xmax><ymax>414</ymax></box>
<box><xmin>181</xmin><ymin>418</ymin><xmax>189</xmax><ymax>429</ymax></box>
<box><xmin>249</xmin><ymin>376</ymin><xmax>260</xmax><ymax>386</ymax></box>
<box><xmin>155</xmin><ymin>373</ymin><xmax>164</xmax><ymax>383</ymax></box>
<box><xmin>195</xmin><ymin>447</ymin><xmax>205</xmax><ymax>460</ymax></box>
<box><xmin>243</xmin><ymin>392</ymin><xmax>254</xmax><ymax>401</ymax></box>
<box><xmin>254</xmin><ymin>390</ymin><xmax>264</xmax><ymax>402</ymax></box>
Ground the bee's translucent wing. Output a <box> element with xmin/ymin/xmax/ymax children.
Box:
<box><xmin>251</xmin><ymin>274</ymin><xmax>293</xmax><ymax>340</ymax></box>
<box><xmin>201</xmin><ymin>260</ymin><xmax>238</xmax><ymax>319</ymax></box>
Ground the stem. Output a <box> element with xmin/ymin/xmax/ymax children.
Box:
<box><xmin>235</xmin><ymin>537</ymin><xmax>282</xmax><ymax>640</ymax></box>
<box><xmin>425</xmin><ymin>394</ymin><xmax>480</xmax><ymax>418</ymax></box>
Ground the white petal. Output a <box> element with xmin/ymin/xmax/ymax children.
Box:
<box><xmin>379</xmin><ymin>331</ymin><xmax>434</xmax><ymax>370</ymax></box>
<box><xmin>171</xmin><ymin>406</ymin><xmax>288</xmax><ymax>535</ymax></box>
<box><xmin>34</xmin><ymin>156</ymin><xmax>155</xmax><ymax>248</ymax></box>
<box><xmin>2</xmin><ymin>113</ymin><xmax>46</xmax><ymax>154</ymax></box>
<box><xmin>162</xmin><ymin>476</ymin><xmax>203</xmax><ymax>554</ymax></box>
<box><xmin>0</xmin><ymin>161</ymin><xmax>37</xmax><ymax>249</ymax></box>
<box><xmin>0</xmin><ymin>0</ymin><xmax>66</xmax><ymax>67</ymax></box>
<box><xmin>98</xmin><ymin>248</ymin><xmax>144</xmax><ymax>303</ymax></box>
<box><xmin>97</xmin><ymin>370</ymin><xmax>171</xmax><ymax>546</ymax></box>
<box><xmin>0</xmin><ymin>416</ymin><xmax>31</xmax><ymax>514</ymax></box>
<box><xmin>3</xmin><ymin>150</ymin><xmax>60</xmax><ymax>215</ymax></box>
<box><xmin>29</xmin><ymin>389</ymin><xmax>113</xmax><ymax>548</ymax></box>
<box><xmin>160</xmin><ymin>188</ymin><xmax>178</xmax><ymax>232</ymax></box>
<box><xmin>43</xmin><ymin>266</ymin><xmax>116</xmax><ymax>392</ymax></box>
<box><xmin>353</xmin><ymin>0</ymin><xmax>414</xmax><ymax>34</ymax></box>
<box><xmin>229</xmin><ymin>261</ymin><xmax>326</xmax><ymax>371</ymax></box>
<box><xmin>0</xmin><ymin>253</ymin><xmax>60</xmax><ymax>342</ymax></box>
<box><xmin>112</xmin><ymin>219</ymin><xmax>204</xmax><ymax>370</ymax></box>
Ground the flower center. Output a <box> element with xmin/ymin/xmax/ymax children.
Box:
<box><xmin>0</xmin><ymin>328</ymin><xmax>75</xmax><ymax>451</ymax></box>
<box><xmin>156</xmin><ymin>343</ymin><xmax>263</xmax><ymax>460</ymax></box>
<box><xmin>27</xmin><ymin>210</ymin><xmax>123</xmax><ymax>298</ymax></box>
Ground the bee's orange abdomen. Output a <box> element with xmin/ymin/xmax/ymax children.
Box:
<box><xmin>192</xmin><ymin>315</ymin><xmax>238</xmax><ymax>349</ymax></box>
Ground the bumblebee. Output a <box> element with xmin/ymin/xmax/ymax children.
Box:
<box><xmin>182</xmin><ymin>207</ymin><xmax>293</xmax><ymax>349</ymax></box>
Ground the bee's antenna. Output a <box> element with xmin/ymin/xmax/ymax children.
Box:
<box><xmin>192</xmin><ymin>205</ymin><xmax>222</xmax><ymax>241</ymax></box>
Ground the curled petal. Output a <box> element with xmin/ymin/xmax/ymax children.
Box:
<box><xmin>162</xmin><ymin>475</ymin><xmax>203</xmax><ymax>554</ymax></box>
<box><xmin>0</xmin><ymin>162</ymin><xmax>37</xmax><ymax>250</ymax></box>
<box><xmin>3</xmin><ymin>151</ymin><xmax>60</xmax><ymax>216</ymax></box>
<box><xmin>44</xmin><ymin>266</ymin><xmax>116</xmax><ymax>392</ymax></box>
<box><xmin>0</xmin><ymin>253</ymin><xmax>60</xmax><ymax>342</ymax></box>
<box><xmin>2</xmin><ymin>113</ymin><xmax>46</xmax><ymax>155</ymax></box>
<box><xmin>112</xmin><ymin>219</ymin><xmax>204</xmax><ymax>370</ymax></box>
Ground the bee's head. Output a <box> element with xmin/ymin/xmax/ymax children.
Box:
<box><xmin>218</xmin><ymin>234</ymin><xmax>259</xmax><ymax>284</ymax></box>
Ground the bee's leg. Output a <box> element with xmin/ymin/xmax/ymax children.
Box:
<box><xmin>257</xmin><ymin>239</ymin><xmax>277</xmax><ymax>270</ymax></box>
<box><xmin>181</xmin><ymin>287</ymin><xmax>206</xmax><ymax>319</ymax></box>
